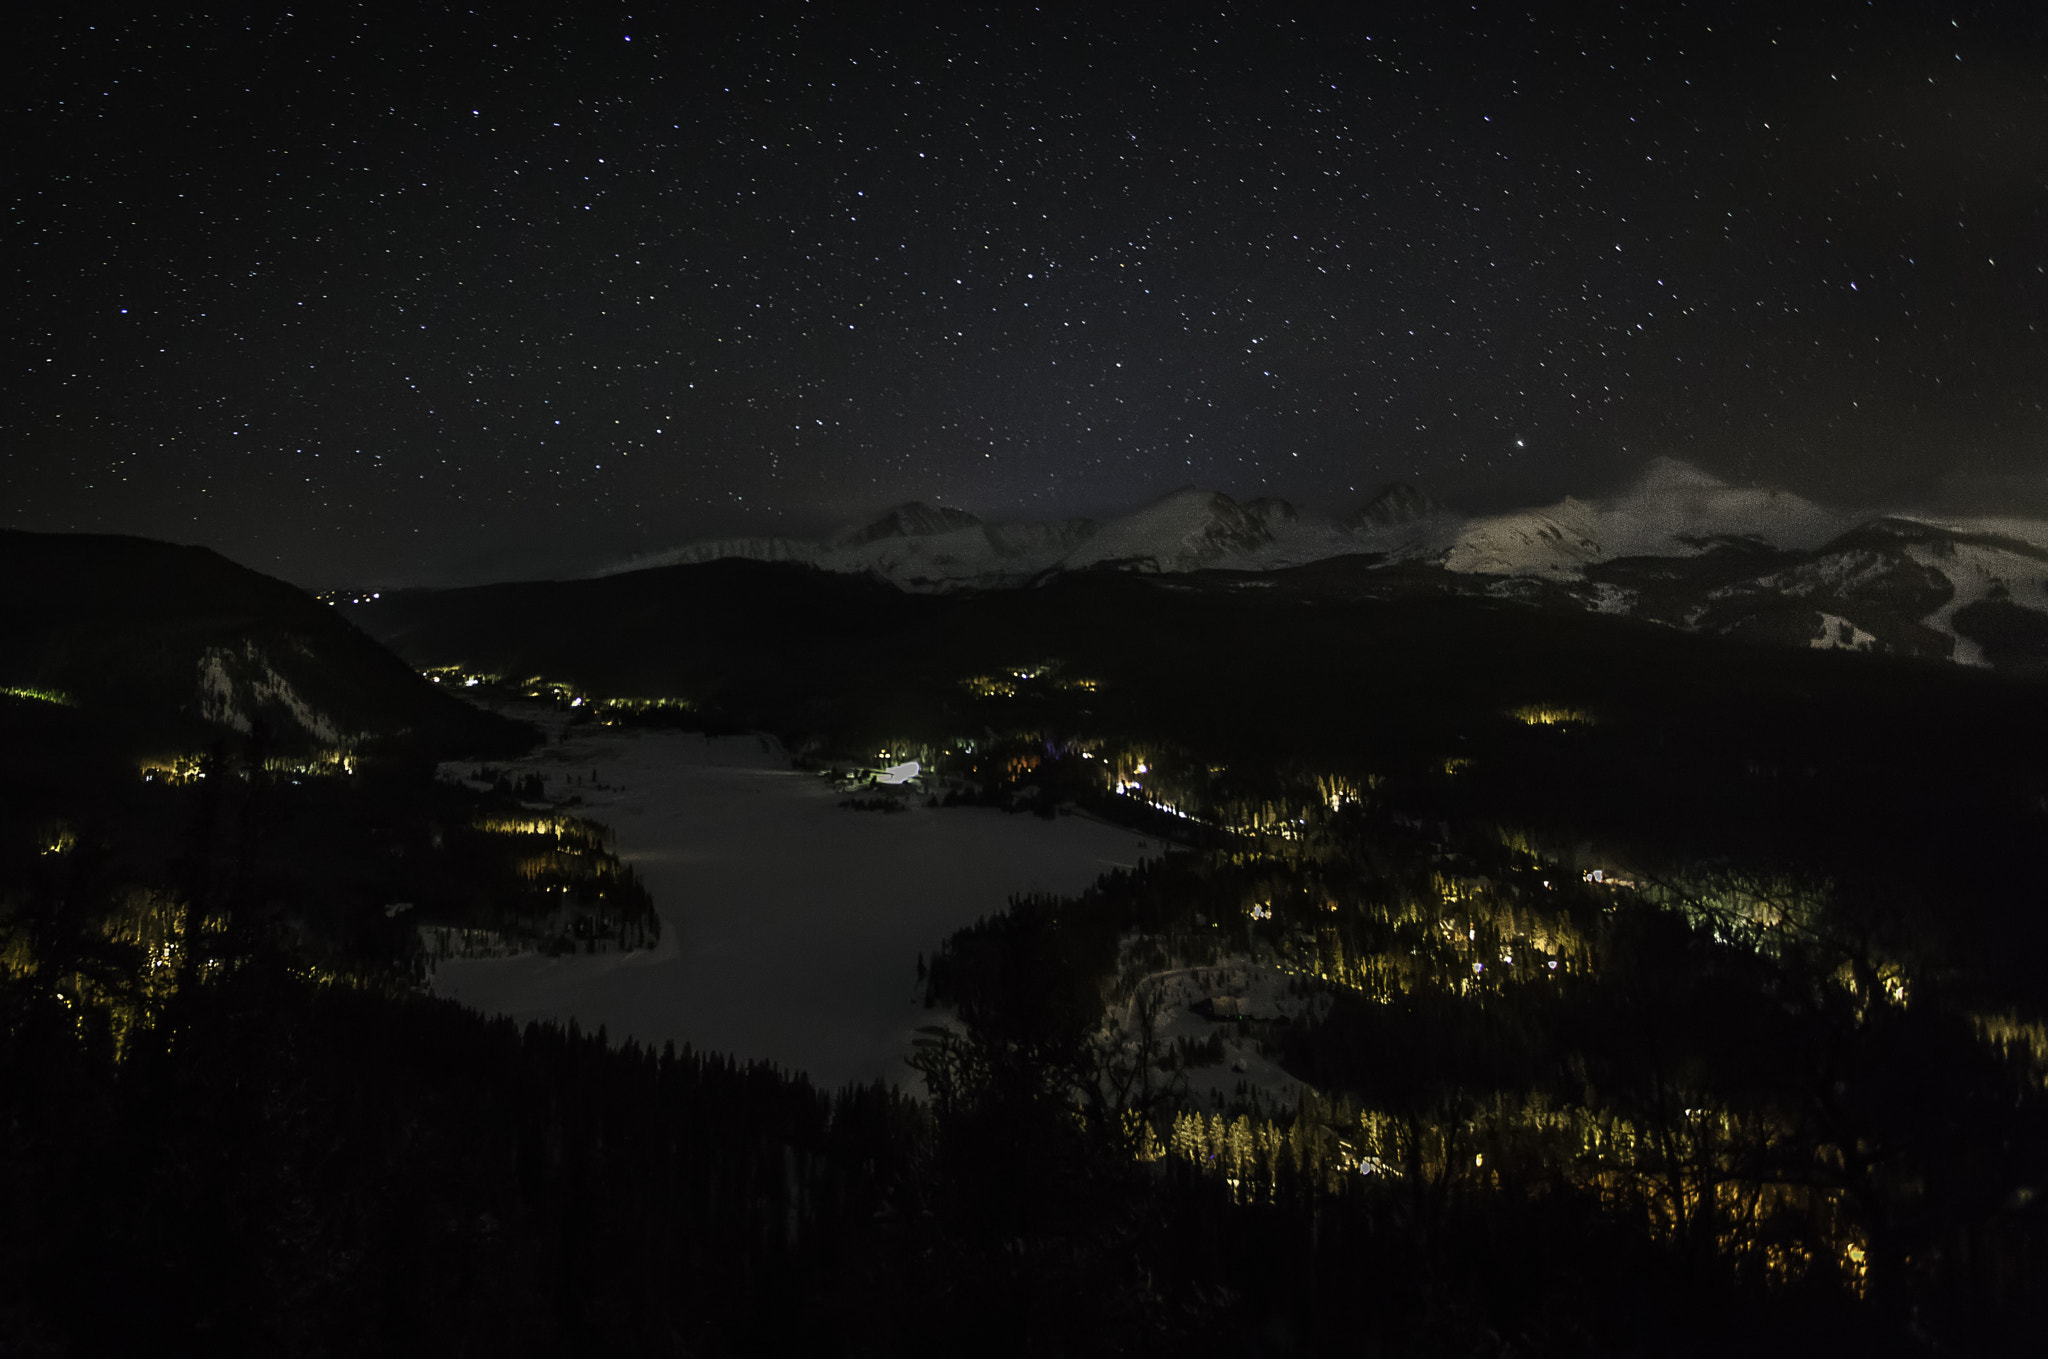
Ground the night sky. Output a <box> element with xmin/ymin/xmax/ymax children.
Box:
<box><xmin>7</xmin><ymin>2</ymin><xmax>2046</xmax><ymax>586</ymax></box>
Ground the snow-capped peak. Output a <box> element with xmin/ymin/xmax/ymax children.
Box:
<box><xmin>1345</xmin><ymin>481</ymin><xmax>1444</xmax><ymax>530</ymax></box>
<box><xmin>581</xmin><ymin>465</ymin><xmax>2048</xmax><ymax>674</ymax></box>
<box><xmin>1600</xmin><ymin>458</ymin><xmax>1848</xmax><ymax>556</ymax></box>
<box><xmin>831</xmin><ymin>501</ymin><xmax>983</xmax><ymax>548</ymax></box>
<box><xmin>1056</xmin><ymin>488</ymin><xmax>1275</xmax><ymax>574</ymax></box>
<box><xmin>1440</xmin><ymin>498</ymin><xmax>1606</xmax><ymax>576</ymax></box>
<box><xmin>1424</xmin><ymin>461</ymin><xmax>1852</xmax><ymax>578</ymax></box>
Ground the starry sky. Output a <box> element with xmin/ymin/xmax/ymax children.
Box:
<box><xmin>7</xmin><ymin>1</ymin><xmax>2046</xmax><ymax>586</ymax></box>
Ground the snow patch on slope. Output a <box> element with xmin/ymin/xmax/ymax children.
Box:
<box><xmin>1441</xmin><ymin>498</ymin><xmax>1605</xmax><ymax>576</ymax></box>
<box><xmin>1908</xmin><ymin>515</ymin><xmax>2048</xmax><ymax>556</ymax></box>
<box><xmin>1587</xmin><ymin>582</ymin><xmax>1640</xmax><ymax>615</ymax></box>
<box><xmin>1810</xmin><ymin>613</ymin><xmax>1879</xmax><ymax>652</ymax></box>
<box><xmin>1720</xmin><ymin>549</ymin><xmax>1902</xmax><ymax>602</ymax></box>
<box><xmin>1435</xmin><ymin>462</ymin><xmax>1848</xmax><ymax>580</ymax></box>
<box><xmin>1906</xmin><ymin>538</ymin><xmax>2048</xmax><ymax>669</ymax></box>
<box><xmin>1057</xmin><ymin>488</ymin><xmax>1274</xmax><ymax>574</ymax></box>
<box><xmin>1600</xmin><ymin>457</ymin><xmax>1850</xmax><ymax>555</ymax></box>
<box><xmin>197</xmin><ymin>642</ymin><xmax>349</xmax><ymax>743</ymax></box>
<box><xmin>830</xmin><ymin>501</ymin><xmax>982</xmax><ymax>547</ymax></box>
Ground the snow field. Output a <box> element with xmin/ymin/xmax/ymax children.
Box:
<box><xmin>432</xmin><ymin>718</ymin><xmax>1154</xmax><ymax>1093</ymax></box>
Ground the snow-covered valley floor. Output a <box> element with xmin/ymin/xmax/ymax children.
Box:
<box><xmin>431</xmin><ymin>718</ymin><xmax>1155</xmax><ymax>1092</ymax></box>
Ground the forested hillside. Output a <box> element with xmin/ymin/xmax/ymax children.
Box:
<box><xmin>6</xmin><ymin>539</ymin><xmax>2046</xmax><ymax>1353</ymax></box>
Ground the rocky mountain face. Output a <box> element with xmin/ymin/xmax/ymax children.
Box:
<box><xmin>1057</xmin><ymin>488</ymin><xmax>1276</xmax><ymax>574</ymax></box>
<box><xmin>1344</xmin><ymin>481</ymin><xmax>1441</xmax><ymax>530</ymax></box>
<box><xmin>830</xmin><ymin>501</ymin><xmax>985</xmax><ymax>548</ymax></box>
<box><xmin>593</xmin><ymin>465</ymin><xmax>2048</xmax><ymax>674</ymax></box>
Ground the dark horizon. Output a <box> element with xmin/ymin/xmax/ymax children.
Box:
<box><xmin>4</xmin><ymin>450</ymin><xmax>2030</xmax><ymax>594</ymax></box>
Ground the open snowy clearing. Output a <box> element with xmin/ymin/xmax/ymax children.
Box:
<box><xmin>432</xmin><ymin>717</ymin><xmax>1156</xmax><ymax>1093</ymax></box>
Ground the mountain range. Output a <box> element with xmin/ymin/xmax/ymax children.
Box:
<box><xmin>596</xmin><ymin>459</ymin><xmax>2048</xmax><ymax>674</ymax></box>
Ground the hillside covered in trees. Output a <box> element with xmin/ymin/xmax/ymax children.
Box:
<box><xmin>4</xmin><ymin>538</ymin><xmax>2046</xmax><ymax>1353</ymax></box>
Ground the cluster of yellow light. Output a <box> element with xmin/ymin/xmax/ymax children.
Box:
<box><xmin>421</xmin><ymin>665</ymin><xmax>501</xmax><ymax>689</ymax></box>
<box><xmin>961</xmin><ymin>675</ymin><xmax>1019</xmax><ymax>698</ymax></box>
<box><xmin>1512</xmin><ymin>704</ymin><xmax>1595</xmax><ymax>727</ymax></box>
<box><xmin>473</xmin><ymin>814</ymin><xmax>570</xmax><ymax>837</ymax></box>
<box><xmin>0</xmin><ymin>929</ymin><xmax>33</xmax><ymax>984</ymax></box>
<box><xmin>1185</xmin><ymin>772</ymin><xmax>1380</xmax><ymax>862</ymax></box>
<box><xmin>594</xmin><ymin>695</ymin><xmax>693</xmax><ymax>723</ymax></box>
<box><xmin>36</xmin><ymin>822</ymin><xmax>78</xmax><ymax>856</ymax></box>
<box><xmin>1106</xmin><ymin>757</ymin><xmax>1200</xmax><ymax>822</ymax></box>
<box><xmin>1440</xmin><ymin>858</ymin><xmax>1921</xmax><ymax>1028</ymax></box>
<box><xmin>264</xmin><ymin>748</ymin><xmax>357</xmax><ymax>777</ymax></box>
<box><xmin>1313</xmin><ymin>772</ymin><xmax>1371</xmax><ymax>811</ymax></box>
<box><xmin>423</xmin><ymin>665</ymin><xmax>695</xmax><ymax>718</ymax></box>
<box><xmin>516</xmin><ymin>853</ymin><xmax>624</xmax><ymax>883</ymax></box>
<box><xmin>1647</xmin><ymin>870</ymin><xmax>1836</xmax><ymax>960</ymax></box>
<box><xmin>1131</xmin><ymin>819</ymin><xmax>1923</xmax><ymax>1299</ymax></box>
<box><xmin>1434</xmin><ymin>872</ymin><xmax>1479</xmax><ymax>905</ymax></box>
<box><xmin>1106</xmin><ymin>752</ymin><xmax>1154</xmax><ymax>783</ymax></box>
<box><xmin>1830</xmin><ymin>959</ymin><xmax>1912</xmax><ymax>1014</ymax></box>
<box><xmin>288</xmin><ymin>964</ymin><xmax>388</xmax><ymax>992</ymax></box>
<box><xmin>960</xmin><ymin>660</ymin><xmax>1089</xmax><ymax>699</ymax></box>
<box><xmin>140</xmin><ymin>755</ymin><xmax>207</xmax><ymax>785</ymax></box>
<box><xmin>1218</xmin><ymin>803</ymin><xmax>1307</xmax><ymax>840</ymax></box>
<box><xmin>139</xmin><ymin>750</ymin><xmax>357</xmax><ymax>784</ymax></box>
<box><xmin>1280</xmin><ymin>881</ymin><xmax>1586</xmax><ymax>1002</ymax></box>
<box><xmin>524</xmin><ymin>680</ymin><xmax>583</xmax><ymax>704</ymax></box>
<box><xmin>2</xmin><ymin>684</ymin><xmax>75</xmax><ymax>707</ymax></box>
<box><xmin>75</xmin><ymin>889</ymin><xmax>228</xmax><ymax>1060</ymax></box>
<box><xmin>1124</xmin><ymin>1109</ymin><xmax>1167</xmax><ymax>1161</ymax></box>
<box><xmin>471</xmin><ymin>814</ymin><xmax>618</xmax><ymax>883</ymax></box>
<box><xmin>1969</xmin><ymin>1012</ymin><xmax>2048</xmax><ymax>1087</ymax></box>
<box><xmin>1167</xmin><ymin>1111</ymin><xmax>1319</xmax><ymax>1194</ymax></box>
<box><xmin>1158</xmin><ymin>1093</ymin><xmax>1870</xmax><ymax>1294</ymax></box>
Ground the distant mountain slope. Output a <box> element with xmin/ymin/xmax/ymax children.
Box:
<box><xmin>579</xmin><ymin>462</ymin><xmax>2048</xmax><ymax>673</ymax></box>
<box><xmin>1424</xmin><ymin>460</ymin><xmax>1850</xmax><ymax>577</ymax></box>
<box><xmin>1438</xmin><ymin>498</ymin><xmax>1606</xmax><ymax>576</ymax></box>
<box><xmin>0</xmin><ymin>530</ymin><xmax>527</xmax><ymax>763</ymax></box>
<box><xmin>602</xmin><ymin>461</ymin><xmax>1851</xmax><ymax>590</ymax></box>
<box><xmin>1343</xmin><ymin>481</ymin><xmax>1442</xmax><ymax>531</ymax></box>
<box><xmin>1563</xmin><ymin>517</ymin><xmax>2048</xmax><ymax>670</ymax></box>
<box><xmin>596</xmin><ymin>503</ymin><xmax>1098</xmax><ymax>590</ymax></box>
<box><xmin>1057</xmin><ymin>487</ymin><xmax>1274</xmax><ymax>574</ymax></box>
<box><xmin>830</xmin><ymin>501</ymin><xmax>984</xmax><ymax>547</ymax></box>
<box><xmin>345</xmin><ymin>548</ymin><xmax>2048</xmax><ymax>826</ymax></box>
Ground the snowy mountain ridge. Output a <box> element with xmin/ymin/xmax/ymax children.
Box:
<box><xmin>593</xmin><ymin>462</ymin><xmax>2048</xmax><ymax>672</ymax></box>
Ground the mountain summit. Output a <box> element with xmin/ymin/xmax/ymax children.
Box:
<box><xmin>1058</xmin><ymin>488</ymin><xmax>1276</xmax><ymax>574</ymax></box>
<box><xmin>1345</xmin><ymin>481</ymin><xmax>1444</xmax><ymax>530</ymax></box>
<box><xmin>833</xmin><ymin>501</ymin><xmax>983</xmax><ymax>548</ymax></box>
